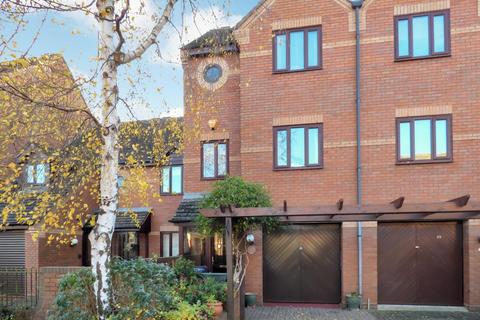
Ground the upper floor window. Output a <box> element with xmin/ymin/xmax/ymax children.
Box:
<box><xmin>161</xmin><ymin>165</ymin><xmax>183</xmax><ymax>195</ymax></box>
<box><xmin>396</xmin><ymin>115</ymin><xmax>452</xmax><ymax>163</ymax></box>
<box><xmin>273</xmin><ymin>26</ymin><xmax>322</xmax><ymax>72</ymax></box>
<box><xmin>274</xmin><ymin>124</ymin><xmax>323</xmax><ymax>169</ymax></box>
<box><xmin>202</xmin><ymin>141</ymin><xmax>228</xmax><ymax>179</ymax></box>
<box><xmin>26</xmin><ymin>163</ymin><xmax>48</xmax><ymax>185</ymax></box>
<box><xmin>395</xmin><ymin>11</ymin><xmax>450</xmax><ymax>60</ymax></box>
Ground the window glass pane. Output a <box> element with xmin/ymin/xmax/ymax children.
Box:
<box><xmin>162</xmin><ymin>167</ymin><xmax>170</xmax><ymax>193</ymax></box>
<box><xmin>290</xmin><ymin>31</ymin><xmax>305</xmax><ymax>70</ymax></box>
<box><xmin>308</xmin><ymin>128</ymin><xmax>319</xmax><ymax>165</ymax></box>
<box><xmin>36</xmin><ymin>164</ymin><xmax>46</xmax><ymax>184</ymax></box>
<box><xmin>290</xmin><ymin>128</ymin><xmax>305</xmax><ymax>167</ymax></box>
<box><xmin>435</xmin><ymin>119</ymin><xmax>448</xmax><ymax>157</ymax></box>
<box><xmin>399</xmin><ymin>122</ymin><xmax>411</xmax><ymax>159</ymax></box>
<box><xmin>412</xmin><ymin>16</ymin><xmax>430</xmax><ymax>57</ymax></box>
<box><xmin>276</xmin><ymin>34</ymin><xmax>287</xmax><ymax>70</ymax></box>
<box><xmin>117</xmin><ymin>176</ymin><xmax>125</xmax><ymax>188</ymax></box>
<box><xmin>172</xmin><ymin>233</ymin><xmax>179</xmax><ymax>257</ymax></box>
<box><xmin>162</xmin><ymin>234</ymin><xmax>171</xmax><ymax>257</ymax></box>
<box><xmin>202</xmin><ymin>143</ymin><xmax>215</xmax><ymax>178</ymax></box>
<box><xmin>27</xmin><ymin>165</ymin><xmax>35</xmax><ymax>184</ymax></box>
<box><xmin>307</xmin><ymin>31</ymin><xmax>319</xmax><ymax>67</ymax></box>
<box><xmin>414</xmin><ymin>119</ymin><xmax>432</xmax><ymax>160</ymax></box>
<box><xmin>217</xmin><ymin>143</ymin><xmax>227</xmax><ymax>176</ymax></box>
<box><xmin>433</xmin><ymin>15</ymin><xmax>445</xmax><ymax>53</ymax></box>
<box><xmin>171</xmin><ymin>166</ymin><xmax>182</xmax><ymax>193</ymax></box>
<box><xmin>397</xmin><ymin>19</ymin><xmax>410</xmax><ymax>57</ymax></box>
<box><xmin>276</xmin><ymin>130</ymin><xmax>287</xmax><ymax>166</ymax></box>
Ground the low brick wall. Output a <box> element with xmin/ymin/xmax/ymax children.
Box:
<box><xmin>34</xmin><ymin>266</ymin><xmax>86</xmax><ymax>320</ymax></box>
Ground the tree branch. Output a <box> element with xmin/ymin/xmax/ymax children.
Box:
<box><xmin>118</xmin><ymin>0</ymin><xmax>178</xmax><ymax>65</ymax></box>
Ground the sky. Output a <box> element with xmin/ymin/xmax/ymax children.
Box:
<box><xmin>0</xmin><ymin>0</ymin><xmax>259</xmax><ymax>121</ymax></box>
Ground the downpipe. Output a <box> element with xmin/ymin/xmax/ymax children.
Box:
<box><xmin>351</xmin><ymin>0</ymin><xmax>364</xmax><ymax>300</ymax></box>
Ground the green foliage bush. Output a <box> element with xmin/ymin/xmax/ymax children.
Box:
<box><xmin>48</xmin><ymin>257</ymin><xmax>223</xmax><ymax>320</ymax></box>
<box><xmin>197</xmin><ymin>176</ymin><xmax>278</xmax><ymax>236</ymax></box>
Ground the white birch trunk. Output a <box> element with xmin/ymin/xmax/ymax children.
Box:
<box><xmin>88</xmin><ymin>0</ymin><xmax>119</xmax><ymax>317</ymax></box>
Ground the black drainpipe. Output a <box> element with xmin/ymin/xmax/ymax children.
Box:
<box><xmin>351</xmin><ymin>0</ymin><xmax>364</xmax><ymax>298</ymax></box>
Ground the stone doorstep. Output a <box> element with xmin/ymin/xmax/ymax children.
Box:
<box><xmin>377</xmin><ymin>305</ymin><xmax>469</xmax><ymax>312</ymax></box>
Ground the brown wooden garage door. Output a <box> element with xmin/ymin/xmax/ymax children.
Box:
<box><xmin>263</xmin><ymin>224</ymin><xmax>341</xmax><ymax>304</ymax></box>
<box><xmin>378</xmin><ymin>222</ymin><xmax>463</xmax><ymax>306</ymax></box>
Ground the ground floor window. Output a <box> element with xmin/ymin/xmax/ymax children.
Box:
<box><xmin>183</xmin><ymin>227</ymin><xmax>206</xmax><ymax>267</ymax></box>
<box><xmin>161</xmin><ymin>232</ymin><xmax>180</xmax><ymax>257</ymax></box>
<box><xmin>112</xmin><ymin>232</ymin><xmax>139</xmax><ymax>260</ymax></box>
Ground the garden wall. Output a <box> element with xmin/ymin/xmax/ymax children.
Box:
<box><xmin>34</xmin><ymin>266</ymin><xmax>86</xmax><ymax>320</ymax></box>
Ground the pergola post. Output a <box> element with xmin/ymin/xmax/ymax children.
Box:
<box><xmin>226</xmin><ymin>217</ymin><xmax>235</xmax><ymax>320</ymax></box>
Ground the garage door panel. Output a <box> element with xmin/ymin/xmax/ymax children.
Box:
<box><xmin>378</xmin><ymin>222</ymin><xmax>463</xmax><ymax>306</ymax></box>
<box><xmin>300</xmin><ymin>225</ymin><xmax>341</xmax><ymax>303</ymax></box>
<box><xmin>263</xmin><ymin>226</ymin><xmax>301</xmax><ymax>302</ymax></box>
<box><xmin>378</xmin><ymin>224</ymin><xmax>417</xmax><ymax>304</ymax></box>
<box><xmin>416</xmin><ymin>223</ymin><xmax>463</xmax><ymax>306</ymax></box>
<box><xmin>264</xmin><ymin>224</ymin><xmax>341</xmax><ymax>304</ymax></box>
<box><xmin>0</xmin><ymin>231</ymin><xmax>25</xmax><ymax>267</ymax></box>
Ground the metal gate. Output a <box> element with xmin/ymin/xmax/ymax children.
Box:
<box><xmin>378</xmin><ymin>222</ymin><xmax>463</xmax><ymax>306</ymax></box>
<box><xmin>263</xmin><ymin>224</ymin><xmax>341</xmax><ymax>304</ymax></box>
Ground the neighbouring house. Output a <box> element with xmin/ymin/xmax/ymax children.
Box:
<box><xmin>0</xmin><ymin>54</ymin><xmax>97</xmax><ymax>270</ymax></box>
<box><xmin>176</xmin><ymin>0</ymin><xmax>480</xmax><ymax>311</ymax></box>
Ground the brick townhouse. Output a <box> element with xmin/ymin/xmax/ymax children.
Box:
<box><xmin>176</xmin><ymin>0</ymin><xmax>480</xmax><ymax>310</ymax></box>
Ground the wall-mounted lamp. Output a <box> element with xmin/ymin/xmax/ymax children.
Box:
<box><xmin>208</xmin><ymin>119</ymin><xmax>218</xmax><ymax>131</ymax></box>
<box><xmin>70</xmin><ymin>238</ymin><xmax>79</xmax><ymax>247</ymax></box>
<box><xmin>246</xmin><ymin>233</ymin><xmax>255</xmax><ymax>245</ymax></box>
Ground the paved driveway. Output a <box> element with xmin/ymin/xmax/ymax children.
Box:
<box><xmin>241</xmin><ymin>307</ymin><xmax>480</xmax><ymax>320</ymax></box>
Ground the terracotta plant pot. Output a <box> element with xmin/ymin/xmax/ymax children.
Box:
<box><xmin>207</xmin><ymin>301</ymin><xmax>224</xmax><ymax>319</ymax></box>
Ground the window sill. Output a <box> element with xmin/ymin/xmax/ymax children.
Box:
<box><xmin>394</xmin><ymin>53</ymin><xmax>451</xmax><ymax>62</ymax></box>
<box><xmin>272</xmin><ymin>66</ymin><xmax>323</xmax><ymax>74</ymax></box>
<box><xmin>273</xmin><ymin>166</ymin><xmax>323</xmax><ymax>171</ymax></box>
<box><xmin>396</xmin><ymin>159</ymin><xmax>452</xmax><ymax>165</ymax></box>
<box><xmin>201</xmin><ymin>177</ymin><xmax>227</xmax><ymax>181</ymax></box>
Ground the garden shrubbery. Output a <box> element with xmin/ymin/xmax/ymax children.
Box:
<box><xmin>48</xmin><ymin>257</ymin><xmax>226</xmax><ymax>320</ymax></box>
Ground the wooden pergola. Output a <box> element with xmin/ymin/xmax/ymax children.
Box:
<box><xmin>199</xmin><ymin>195</ymin><xmax>479</xmax><ymax>320</ymax></box>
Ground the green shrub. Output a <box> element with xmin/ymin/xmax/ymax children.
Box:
<box><xmin>0</xmin><ymin>305</ymin><xmax>33</xmax><ymax>320</ymax></box>
<box><xmin>48</xmin><ymin>258</ymin><xmax>218</xmax><ymax>320</ymax></box>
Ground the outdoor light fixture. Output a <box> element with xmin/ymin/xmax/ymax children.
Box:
<box><xmin>208</xmin><ymin>119</ymin><xmax>218</xmax><ymax>131</ymax></box>
<box><xmin>246</xmin><ymin>233</ymin><xmax>255</xmax><ymax>245</ymax></box>
<box><xmin>70</xmin><ymin>238</ymin><xmax>78</xmax><ymax>247</ymax></box>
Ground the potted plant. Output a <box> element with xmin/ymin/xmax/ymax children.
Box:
<box><xmin>206</xmin><ymin>295</ymin><xmax>223</xmax><ymax>319</ymax></box>
<box><xmin>245</xmin><ymin>292</ymin><xmax>257</xmax><ymax>307</ymax></box>
<box><xmin>346</xmin><ymin>292</ymin><xmax>362</xmax><ymax>310</ymax></box>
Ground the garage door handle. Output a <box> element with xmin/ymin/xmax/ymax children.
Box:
<box><xmin>415</xmin><ymin>245</ymin><xmax>420</xmax><ymax>249</ymax></box>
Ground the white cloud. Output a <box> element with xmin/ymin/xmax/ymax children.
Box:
<box><xmin>152</xmin><ymin>6</ymin><xmax>242</xmax><ymax>65</ymax></box>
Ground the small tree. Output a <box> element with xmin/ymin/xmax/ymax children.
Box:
<box><xmin>196</xmin><ymin>176</ymin><xmax>278</xmax><ymax>296</ymax></box>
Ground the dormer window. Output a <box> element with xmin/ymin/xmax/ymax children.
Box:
<box><xmin>26</xmin><ymin>163</ymin><xmax>48</xmax><ymax>185</ymax></box>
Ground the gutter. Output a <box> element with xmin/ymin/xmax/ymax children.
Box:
<box><xmin>351</xmin><ymin>0</ymin><xmax>364</xmax><ymax>298</ymax></box>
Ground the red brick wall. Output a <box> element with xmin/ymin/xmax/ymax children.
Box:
<box><xmin>182</xmin><ymin>53</ymin><xmax>241</xmax><ymax>194</ymax></box>
<box><xmin>464</xmin><ymin>219</ymin><xmax>480</xmax><ymax>311</ymax></box>
<box><xmin>119</xmin><ymin>166</ymin><xmax>181</xmax><ymax>257</ymax></box>
<box><xmin>34</xmin><ymin>266</ymin><xmax>85</xmax><ymax>320</ymax></box>
<box><xmin>183</xmin><ymin>0</ymin><xmax>480</xmax><ymax>308</ymax></box>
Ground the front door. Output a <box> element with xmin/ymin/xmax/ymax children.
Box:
<box><xmin>263</xmin><ymin>224</ymin><xmax>341</xmax><ymax>303</ymax></box>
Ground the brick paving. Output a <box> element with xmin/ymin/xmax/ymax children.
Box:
<box><xmin>244</xmin><ymin>307</ymin><xmax>376</xmax><ymax>320</ymax></box>
<box><xmin>236</xmin><ymin>307</ymin><xmax>480</xmax><ymax>320</ymax></box>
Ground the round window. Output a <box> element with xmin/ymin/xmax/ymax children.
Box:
<box><xmin>203</xmin><ymin>64</ymin><xmax>223</xmax><ymax>84</ymax></box>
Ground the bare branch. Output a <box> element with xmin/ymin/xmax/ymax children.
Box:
<box><xmin>119</xmin><ymin>0</ymin><xmax>178</xmax><ymax>65</ymax></box>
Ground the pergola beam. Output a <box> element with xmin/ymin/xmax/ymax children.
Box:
<box><xmin>200</xmin><ymin>200</ymin><xmax>480</xmax><ymax>219</ymax></box>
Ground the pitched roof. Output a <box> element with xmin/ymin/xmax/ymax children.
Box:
<box><xmin>118</xmin><ymin>117</ymin><xmax>183</xmax><ymax>166</ymax></box>
<box><xmin>170</xmin><ymin>193</ymin><xmax>205</xmax><ymax>223</ymax></box>
<box><xmin>182</xmin><ymin>27</ymin><xmax>238</xmax><ymax>56</ymax></box>
<box><xmin>0</xmin><ymin>198</ymin><xmax>38</xmax><ymax>227</ymax></box>
<box><xmin>115</xmin><ymin>208</ymin><xmax>152</xmax><ymax>232</ymax></box>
